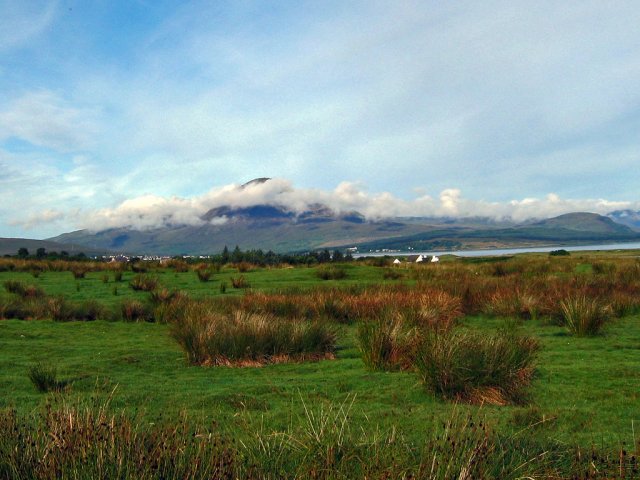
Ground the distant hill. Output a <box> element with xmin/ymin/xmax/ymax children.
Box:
<box><xmin>607</xmin><ymin>210</ymin><xmax>640</xmax><ymax>231</ymax></box>
<box><xmin>353</xmin><ymin>212</ymin><xmax>640</xmax><ymax>252</ymax></box>
<box><xmin>0</xmin><ymin>238</ymin><xmax>109</xmax><ymax>257</ymax></box>
<box><xmin>528</xmin><ymin>212</ymin><xmax>633</xmax><ymax>233</ymax></box>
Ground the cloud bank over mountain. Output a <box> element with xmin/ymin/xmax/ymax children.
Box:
<box><xmin>19</xmin><ymin>178</ymin><xmax>638</xmax><ymax>233</ymax></box>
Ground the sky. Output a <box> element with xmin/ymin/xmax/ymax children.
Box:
<box><xmin>1</xmin><ymin>0</ymin><xmax>640</xmax><ymax>238</ymax></box>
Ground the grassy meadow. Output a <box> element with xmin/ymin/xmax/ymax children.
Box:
<box><xmin>1</xmin><ymin>252</ymin><xmax>640</xmax><ymax>478</ymax></box>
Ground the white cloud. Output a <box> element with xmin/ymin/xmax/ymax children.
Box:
<box><xmin>0</xmin><ymin>91</ymin><xmax>99</xmax><ymax>152</ymax></box>
<box><xmin>31</xmin><ymin>178</ymin><xmax>638</xmax><ymax>233</ymax></box>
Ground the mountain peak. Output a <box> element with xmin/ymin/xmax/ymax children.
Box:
<box><xmin>240</xmin><ymin>178</ymin><xmax>271</xmax><ymax>189</ymax></box>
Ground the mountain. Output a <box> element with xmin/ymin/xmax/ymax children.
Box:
<box><xmin>47</xmin><ymin>207</ymin><xmax>640</xmax><ymax>255</ymax></box>
<box><xmin>607</xmin><ymin>210</ymin><xmax>640</xmax><ymax>231</ymax></box>
<box><xmin>48</xmin><ymin>203</ymin><xmax>428</xmax><ymax>255</ymax></box>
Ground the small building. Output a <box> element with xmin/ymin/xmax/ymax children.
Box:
<box><xmin>431</xmin><ymin>255</ymin><xmax>440</xmax><ymax>263</ymax></box>
<box><xmin>407</xmin><ymin>254</ymin><xmax>425</xmax><ymax>263</ymax></box>
<box><xmin>393</xmin><ymin>258</ymin><xmax>401</xmax><ymax>265</ymax></box>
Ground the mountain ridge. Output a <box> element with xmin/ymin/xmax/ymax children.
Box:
<box><xmin>45</xmin><ymin>208</ymin><xmax>640</xmax><ymax>255</ymax></box>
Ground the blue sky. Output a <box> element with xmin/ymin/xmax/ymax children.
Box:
<box><xmin>1</xmin><ymin>0</ymin><xmax>640</xmax><ymax>237</ymax></box>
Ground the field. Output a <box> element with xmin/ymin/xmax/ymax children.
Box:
<box><xmin>1</xmin><ymin>253</ymin><xmax>640</xmax><ymax>478</ymax></box>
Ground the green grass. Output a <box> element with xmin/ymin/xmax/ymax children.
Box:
<box><xmin>1</xmin><ymin>257</ymin><xmax>640</xmax><ymax>476</ymax></box>
<box><xmin>1</xmin><ymin>315</ymin><xmax>638</xmax><ymax>448</ymax></box>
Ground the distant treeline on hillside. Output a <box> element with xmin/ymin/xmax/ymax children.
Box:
<box><xmin>189</xmin><ymin>245</ymin><xmax>354</xmax><ymax>266</ymax></box>
<box><xmin>6</xmin><ymin>245</ymin><xmax>355</xmax><ymax>265</ymax></box>
<box><xmin>5</xmin><ymin>247</ymin><xmax>89</xmax><ymax>261</ymax></box>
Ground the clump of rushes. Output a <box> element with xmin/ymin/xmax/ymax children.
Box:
<box><xmin>170</xmin><ymin>305</ymin><xmax>336</xmax><ymax>366</ymax></box>
<box><xmin>405</xmin><ymin>290</ymin><xmax>462</xmax><ymax>330</ymax></box>
<box><xmin>70</xmin><ymin>265</ymin><xmax>89</xmax><ymax>279</ymax></box>
<box><xmin>414</xmin><ymin>328</ymin><xmax>539</xmax><ymax>405</ymax></box>
<box><xmin>0</xmin><ymin>398</ymin><xmax>238</xmax><ymax>479</ymax></box>
<box><xmin>120</xmin><ymin>299</ymin><xmax>151</xmax><ymax>322</ymax></box>
<box><xmin>382</xmin><ymin>268</ymin><xmax>403</xmax><ymax>280</ymax></box>
<box><xmin>113</xmin><ymin>270</ymin><xmax>123</xmax><ymax>282</ymax></box>
<box><xmin>46</xmin><ymin>296</ymin><xmax>74</xmax><ymax>321</ymax></box>
<box><xmin>230</xmin><ymin>275</ymin><xmax>250</xmax><ymax>289</ymax></box>
<box><xmin>235</xmin><ymin>261</ymin><xmax>252</xmax><ymax>273</ymax></box>
<box><xmin>129</xmin><ymin>274</ymin><xmax>159</xmax><ymax>292</ymax></box>
<box><xmin>3</xmin><ymin>280</ymin><xmax>44</xmax><ymax>298</ymax></box>
<box><xmin>149</xmin><ymin>287</ymin><xmax>180</xmax><ymax>305</ymax></box>
<box><xmin>315</xmin><ymin>265</ymin><xmax>347</xmax><ymax>280</ymax></box>
<box><xmin>28</xmin><ymin>362</ymin><xmax>65</xmax><ymax>393</ymax></box>
<box><xmin>195</xmin><ymin>265</ymin><xmax>213</xmax><ymax>282</ymax></box>
<box><xmin>560</xmin><ymin>295</ymin><xmax>611</xmax><ymax>336</ymax></box>
<box><xmin>357</xmin><ymin>314</ymin><xmax>417</xmax><ymax>371</ymax></box>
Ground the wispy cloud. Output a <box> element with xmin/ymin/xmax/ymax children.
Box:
<box><xmin>0</xmin><ymin>1</ymin><xmax>57</xmax><ymax>52</ymax></box>
<box><xmin>0</xmin><ymin>91</ymin><xmax>99</xmax><ymax>152</ymax></box>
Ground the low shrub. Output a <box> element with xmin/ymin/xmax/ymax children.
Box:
<box><xmin>382</xmin><ymin>268</ymin><xmax>403</xmax><ymax>280</ymax></box>
<box><xmin>414</xmin><ymin>328</ymin><xmax>539</xmax><ymax>405</ymax></box>
<box><xmin>316</xmin><ymin>265</ymin><xmax>347</xmax><ymax>280</ymax></box>
<box><xmin>560</xmin><ymin>295</ymin><xmax>611</xmax><ymax>336</ymax></box>
<box><xmin>75</xmin><ymin>299</ymin><xmax>107</xmax><ymax>321</ymax></box>
<box><xmin>170</xmin><ymin>306</ymin><xmax>337</xmax><ymax>366</ymax></box>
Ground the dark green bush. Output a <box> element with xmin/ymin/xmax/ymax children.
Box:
<box><xmin>316</xmin><ymin>265</ymin><xmax>347</xmax><ymax>280</ymax></box>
